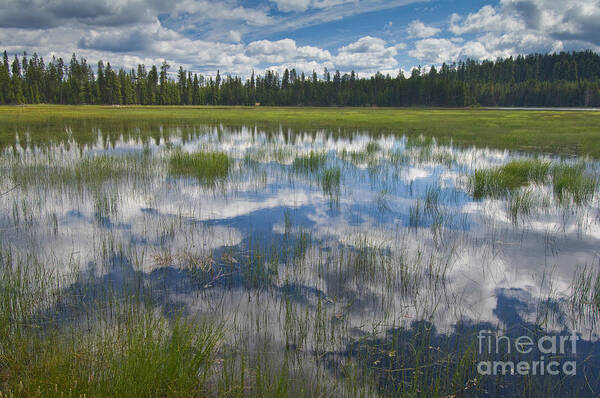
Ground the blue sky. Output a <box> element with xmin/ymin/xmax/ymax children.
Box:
<box><xmin>1</xmin><ymin>0</ymin><xmax>599</xmax><ymax>77</ymax></box>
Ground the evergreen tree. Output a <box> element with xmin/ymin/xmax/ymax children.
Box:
<box><xmin>10</xmin><ymin>56</ymin><xmax>25</xmax><ymax>104</ymax></box>
<box><xmin>0</xmin><ymin>49</ymin><xmax>599</xmax><ymax>107</ymax></box>
<box><xmin>159</xmin><ymin>61</ymin><xmax>170</xmax><ymax>105</ymax></box>
<box><xmin>0</xmin><ymin>56</ymin><xmax>9</xmax><ymax>104</ymax></box>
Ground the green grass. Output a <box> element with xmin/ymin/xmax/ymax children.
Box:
<box><xmin>571</xmin><ymin>264</ymin><xmax>600</xmax><ymax>323</ymax></box>
<box><xmin>8</xmin><ymin>315</ymin><xmax>221</xmax><ymax>397</ymax></box>
<box><xmin>0</xmin><ymin>246</ymin><xmax>349</xmax><ymax>397</ymax></box>
<box><xmin>169</xmin><ymin>150</ymin><xmax>230</xmax><ymax>186</ymax></box>
<box><xmin>292</xmin><ymin>151</ymin><xmax>327</xmax><ymax>173</ymax></box>
<box><xmin>365</xmin><ymin>141</ymin><xmax>380</xmax><ymax>154</ymax></box>
<box><xmin>552</xmin><ymin>163</ymin><xmax>598</xmax><ymax>204</ymax></box>
<box><xmin>2</xmin><ymin>105</ymin><xmax>600</xmax><ymax>157</ymax></box>
<box><xmin>470</xmin><ymin>159</ymin><xmax>551</xmax><ymax>199</ymax></box>
<box><xmin>6</xmin><ymin>153</ymin><xmax>151</xmax><ymax>190</ymax></box>
<box><xmin>507</xmin><ymin>188</ymin><xmax>535</xmax><ymax>224</ymax></box>
<box><xmin>469</xmin><ymin>159</ymin><xmax>598</xmax><ymax>205</ymax></box>
<box><xmin>2</xmin><ymin>104</ymin><xmax>600</xmax><ymax>396</ymax></box>
<box><xmin>321</xmin><ymin>166</ymin><xmax>341</xmax><ymax>196</ymax></box>
<box><xmin>0</xmin><ymin>248</ymin><xmax>218</xmax><ymax>397</ymax></box>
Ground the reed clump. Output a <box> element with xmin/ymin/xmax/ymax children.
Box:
<box><xmin>470</xmin><ymin>159</ymin><xmax>598</xmax><ymax>205</ymax></box>
<box><xmin>169</xmin><ymin>150</ymin><xmax>230</xmax><ymax>186</ymax></box>
<box><xmin>292</xmin><ymin>151</ymin><xmax>327</xmax><ymax>173</ymax></box>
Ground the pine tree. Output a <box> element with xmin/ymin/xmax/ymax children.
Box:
<box><xmin>159</xmin><ymin>61</ymin><xmax>169</xmax><ymax>105</ymax></box>
<box><xmin>192</xmin><ymin>73</ymin><xmax>200</xmax><ymax>105</ymax></box>
<box><xmin>10</xmin><ymin>56</ymin><xmax>25</xmax><ymax>104</ymax></box>
<box><xmin>0</xmin><ymin>60</ymin><xmax>9</xmax><ymax>104</ymax></box>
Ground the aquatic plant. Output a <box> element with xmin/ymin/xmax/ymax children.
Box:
<box><xmin>470</xmin><ymin>159</ymin><xmax>598</xmax><ymax>207</ymax></box>
<box><xmin>292</xmin><ymin>151</ymin><xmax>327</xmax><ymax>173</ymax></box>
<box><xmin>320</xmin><ymin>166</ymin><xmax>341</xmax><ymax>196</ymax></box>
<box><xmin>169</xmin><ymin>150</ymin><xmax>230</xmax><ymax>186</ymax></box>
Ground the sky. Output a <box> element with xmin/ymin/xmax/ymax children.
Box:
<box><xmin>1</xmin><ymin>0</ymin><xmax>599</xmax><ymax>78</ymax></box>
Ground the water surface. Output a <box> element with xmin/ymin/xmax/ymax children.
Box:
<box><xmin>2</xmin><ymin>123</ymin><xmax>600</xmax><ymax>395</ymax></box>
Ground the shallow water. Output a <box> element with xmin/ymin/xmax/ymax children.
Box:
<box><xmin>2</xmin><ymin>123</ymin><xmax>600</xmax><ymax>395</ymax></box>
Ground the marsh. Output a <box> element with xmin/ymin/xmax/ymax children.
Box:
<box><xmin>1</xmin><ymin>108</ymin><xmax>600</xmax><ymax>397</ymax></box>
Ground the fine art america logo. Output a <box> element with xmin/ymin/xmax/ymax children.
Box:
<box><xmin>477</xmin><ymin>330</ymin><xmax>578</xmax><ymax>376</ymax></box>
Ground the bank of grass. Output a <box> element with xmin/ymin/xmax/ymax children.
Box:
<box><xmin>169</xmin><ymin>150</ymin><xmax>230</xmax><ymax>186</ymax></box>
<box><xmin>2</xmin><ymin>105</ymin><xmax>600</xmax><ymax>157</ymax></box>
<box><xmin>470</xmin><ymin>159</ymin><xmax>598</xmax><ymax>205</ymax></box>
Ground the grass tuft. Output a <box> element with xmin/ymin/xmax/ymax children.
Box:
<box><xmin>169</xmin><ymin>150</ymin><xmax>230</xmax><ymax>186</ymax></box>
<box><xmin>292</xmin><ymin>151</ymin><xmax>327</xmax><ymax>173</ymax></box>
<box><xmin>551</xmin><ymin>163</ymin><xmax>598</xmax><ymax>205</ymax></box>
<box><xmin>321</xmin><ymin>166</ymin><xmax>341</xmax><ymax>196</ymax></box>
<box><xmin>470</xmin><ymin>159</ymin><xmax>550</xmax><ymax>199</ymax></box>
<box><xmin>470</xmin><ymin>159</ymin><xmax>598</xmax><ymax>206</ymax></box>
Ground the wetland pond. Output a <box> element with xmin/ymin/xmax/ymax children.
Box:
<box><xmin>2</xmin><ymin>122</ymin><xmax>600</xmax><ymax>396</ymax></box>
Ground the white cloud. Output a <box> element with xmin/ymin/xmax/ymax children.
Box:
<box><xmin>407</xmin><ymin>19</ymin><xmax>440</xmax><ymax>38</ymax></box>
<box><xmin>0</xmin><ymin>0</ymin><xmax>431</xmax><ymax>77</ymax></box>
<box><xmin>258</xmin><ymin>0</ymin><xmax>424</xmax><ymax>38</ymax></box>
<box><xmin>172</xmin><ymin>0</ymin><xmax>273</xmax><ymax>26</ymax></box>
<box><xmin>448</xmin><ymin>5</ymin><xmax>517</xmax><ymax>35</ymax></box>
<box><xmin>228</xmin><ymin>30</ymin><xmax>242</xmax><ymax>43</ymax></box>
<box><xmin>0</xmin><ymin>21</ymin><xmax>402</xmax><ymax>79</ymax></box>
<box><xmin>450</xmin><ymin>0</ymin><xmax>600</xmax><ymax>53</ymax></box>
<box><xmin>5</xmin><ymin>0</ymin><xmax>599</xmax><ymax>77</ymax></box>
<box><xmin>270</xmin><ymin>0</ymin><xmax>354</xmax><ymax>13</ymax></box>
<box><xmin>271</xmin><ymin>0</ymin><xmax>312</xmax><ymax>12</ymax></box>
<box><xmin>339</xmin><ymin>36</ymin><xmax>387</xmax><ymax>53</ymax></box>
<box><xmin>246</xmin><ymin>38</ymin><xmax>331</xmax><ymax>63</ymax></box>
<box><xmin>409</xmin><ymin>38</ymin><xmax>459</xmax><ymax>64</ymax></box>
<box><xmin>334</xmin><ymin>36</ymin><xmax>399</xmax><ymax>71</ymax></box>
<box><xmin>407</xmin><ymin>0</ymin><xmax>600</xmax><ymax>65</ymax></box>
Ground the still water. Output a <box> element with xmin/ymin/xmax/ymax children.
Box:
<box><xmin>1</xmin><ymin>123</ymin><xmax>600</xmax><ymax>395</ymax></box>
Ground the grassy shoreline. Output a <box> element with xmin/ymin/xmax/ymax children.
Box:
<box><xmin>1</xmin><ymin>105</ymin><xmax>600</xmax><ymax>157</ymax></box>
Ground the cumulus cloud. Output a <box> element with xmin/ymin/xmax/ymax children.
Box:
<box><xmin>0</xmin><ymin>0</ymin><xmax>164</xmax><ymax>29</ymax></box>
<box><xmin>0</xmin><ymin>26</ymin><xmax>399</xmax><ymax>80</ymax></box>
<box><xmin>5</xmin><ymin>0</ymin><xmax>599</xmax><ymax>78</ymax></box>
<box><xmin>409</xmin><ymin>38</ymin><xmax>459</xmax><ymax>64</ymax></box>
<box><xmin>448</xmin><ymin>5</ymin><xmax>516</xmax><ymax>35</ymax></box>
<box><xmin>407</xmin><ymin>0</ymin><xmax>600</xmax><ymax>65</ymax></box>
<box><xmin>507</xmin><ymin>0</ymin><xmax>600</xmax><ymax>45</ymax></box>
<box><xmin>246</xmin><ymin>38</ymin><xmax>331</xmax><ymax>63</ymax></box>
<box><xmin>450</xmin><ymin>0</ymin><xmax>600</xmax><ymax>50</ymax></box>
<box><xmin>0</xmin><ymin>0</ymin><xmax>425</xmax><ymax>77</ymax></box>
<box><xmin>334</xmin><ymin>36</ymin><xmax>399</xmax><ymax>71</ymax></box>
<box><xmin>406</xmin><ymin>19</ymin><xmax>440</xmax><ymax>38</ymax></box>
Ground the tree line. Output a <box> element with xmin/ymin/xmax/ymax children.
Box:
<box><xmin>1</xmin><ymin>50</ymin><xmax>600</xmax><ymax>107</ymax></box>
